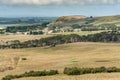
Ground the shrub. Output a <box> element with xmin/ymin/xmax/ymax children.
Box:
<box><xmin>2</xmin><ymin>75</ymin><xmax>15</xmax><ymax>80</ymax></box>
<box><xmin>64</xmin><ymin>67</ymin><xmax>80</xmax><ymax>75</ymax></box>
<box><xmin>48</xmin><ymin>70</ymin><xmax>58</xmax><ymax>75</ymax></box>
<box><xmin>22</xmin><ymin>58</ymin><xmax>27</xmax><ymax>60</ymax></box>
<box><xmin>107</xmin><ymin>67</ymin><xmax>118</xmax><ymax>73</ymax></box>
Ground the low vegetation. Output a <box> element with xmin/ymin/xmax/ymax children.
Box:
<box><xmin>64</xmin><ymin>67</ymin><xmax>120</xmax><ymax>75</ymax></box>
<box><xmin>2</xmin><ymin>67</ymin><xmax>120</xmax><ymax>80</ymax></box>
<box><xmin>2</xmin><ymin>70</ymin><xmax>58</xmax><ymax>80</ymax></box>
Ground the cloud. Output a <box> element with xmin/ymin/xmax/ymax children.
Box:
<box><xmin>0</xmin><ymin>0</ymin><xmax>120</xmax><ymax>5</ymax></box>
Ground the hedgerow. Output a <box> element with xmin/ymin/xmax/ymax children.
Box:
<box><xmin>64</xmin><ymin>67</ymin><xmax>120</xmax><ymax>75</ymax></box>
<box><xmin>2</xmin><ymin>70</ymin><xmax>58</xmax><ymax>80</ymax></box>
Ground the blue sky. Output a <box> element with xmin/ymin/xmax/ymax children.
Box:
<box><xmin>0</xmin><ymin>0</ymin><xmax>120</xmax><ymax>17</ymax></box>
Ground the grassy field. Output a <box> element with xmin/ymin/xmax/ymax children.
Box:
<box><xmin>0</xmin><ymin>35</ymin><xmax>52</xmax><ymax>42</ymax></box>
<box><xmin>0</xmin><ymin>42</ymin><xmax>120</xmax><ymax>80</ymax></box>
<box><xmin>49</xmin><ymin>30</ymin><xmax>107</xmax><ymax>35</ymax></box>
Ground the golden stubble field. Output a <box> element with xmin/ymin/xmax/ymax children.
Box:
<box><xmin>0</xmin><ymin>42</ymin><xmax>120</xmax><ymax>80</ymax></box>
<box><xmin>0</xmin><ymin>35</ymin><xmax>52</xmax><ymax>42</ymax></box>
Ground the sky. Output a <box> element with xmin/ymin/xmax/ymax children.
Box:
<box><xmin>0</xmin><ymin>0</ymin><xmax>120</xmax><ymax>17</ymax></box>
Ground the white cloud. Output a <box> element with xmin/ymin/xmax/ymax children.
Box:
<box><xmin>0</xmin><ymin>0</ymin><xmax>120</xmax><ymax>5</ymax></box>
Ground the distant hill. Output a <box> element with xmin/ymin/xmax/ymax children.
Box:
<box><xmin>55</xmin><ymin>16</ymin><xmax>87</xmax><ymax>23</ymax></box>
<box><xmin>48</xmin><ymin>16</ymin><xmax>89</xmax><ymax>28</ymax></box>
<box><xmin>0</xmin><ymin>17</ymin><xmax>57</xmax><ymax>24</ymax></box>
<box><xmin>48</xmin><ymin>15</ymin><xmax>120</xmax><ymax>28</ymax></box>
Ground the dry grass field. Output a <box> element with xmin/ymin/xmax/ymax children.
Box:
<box><xmin>0</xmin><ymin>42</ymin><xmax>120</xmax><ymax>80</ymax></box>
<box><xmin>50</xmin><ymin>30</ymin><xmax>107</xmax><ymax>35</ymax></box>
<box><xmin>0</xmin><ymin>35</ymin><xmax>52</xmax><ymax>42</ymax></box>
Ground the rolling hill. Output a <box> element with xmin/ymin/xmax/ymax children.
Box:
<box><xmin>48</xmin><ymin>15</ymin><xmax>120</xmax><ymax>28</ymax></box>
<box><xmin>55</xmin><ymin>15</ymin><xmax>88</xmax><ymax>23</ymax></box>
<box><xmin>93</xmin><ymin>15</ymin><xmax>120</xmax><ymax>26</ymax></box>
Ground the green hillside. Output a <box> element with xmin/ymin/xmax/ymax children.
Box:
<box><xmin>93</xmin><ymin>15</ymin><xmax>120</xmax><ymax>26</ymax></box>
<box><xmin>47</xmin><ymin>15</ymin><xmax>120</xmax><ymax>31</ymax></box>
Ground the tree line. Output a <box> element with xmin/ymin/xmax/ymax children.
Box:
<box><xmin>6</xmin><ymin>25</ymin><xmax>42</xmax><ymax>33</ymax></box>
<box><xmin>5</xmin><ymin>22</ymin><xmax>49</xmax><ymax>33</ymax></box>
<box><xmin>0</xmin><ymin>31</ymin><xmax>120</xmax><ymax>49</ymax></box>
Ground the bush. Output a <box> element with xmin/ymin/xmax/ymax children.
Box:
<box><xmin>64</xmin><ymin>67</ymin><xmax>80</xmax><ymax>75</ymax></box>
<box><xmin>48</xmin><ymin>70</ymin><xmax>58</xmax><ymax>75</ymax></box>
<box><xmin>107</xmin><ymin>67</ymin><xmax>118</xmax><ymax>73</ymax></box>
<box><xmin>22</xmin><ymin>58</ymin><xmax>27</xmax><ymax>60</ymax></box>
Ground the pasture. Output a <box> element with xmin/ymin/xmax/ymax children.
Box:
<box><xmin>0</xmin><ymin>42</ymin><xmax>120</xmax><ymax>80</ymax></box>
<box><xmin>0</xmin><ymin>35</ymin><xmax>51</xmax><ymax>42</ymax></box>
